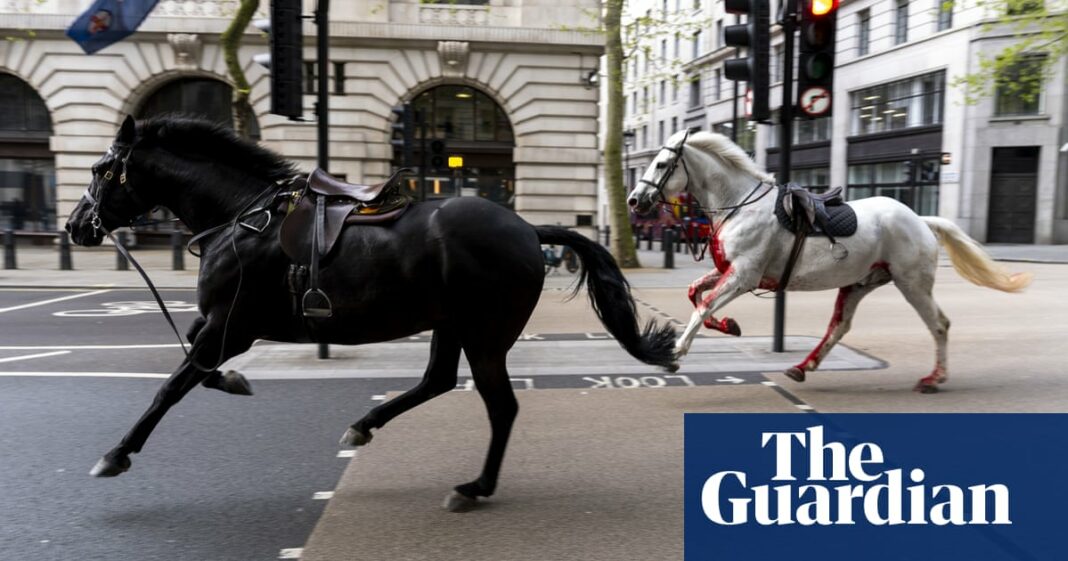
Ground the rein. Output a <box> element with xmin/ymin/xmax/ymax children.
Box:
<box><xmin>87</xmin><ymin>142</ymin><xmax>290</xmax><ymax>372</ymax></box>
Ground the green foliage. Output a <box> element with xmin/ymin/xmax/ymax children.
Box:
<box><xmin>950</xmin><ymin>0</ymin><xmax>1067</xmax><ymax>105</ymax></box>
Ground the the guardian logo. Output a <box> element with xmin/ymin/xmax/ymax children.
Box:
<box><xmin>701</xmin><ymin>425</ymin><xmax>1011</xmax><ymax>526</ymax></box>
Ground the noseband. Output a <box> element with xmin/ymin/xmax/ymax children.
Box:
<box><xmin>83</xmin><ymin>142</ymin><xmax>157</xmax><ymax>233</ymax></box>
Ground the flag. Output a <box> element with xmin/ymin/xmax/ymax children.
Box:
<box><xmin>66</xmin><ymin>0</ymin><xmax>161</xmax><ymax>55</ymax></box>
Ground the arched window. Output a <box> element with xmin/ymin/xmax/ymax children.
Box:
<box><xmin>138</xmin><ymin>77</ymin><xmax>260</xmax><ymax>139</ymax></box>
<box><xmin>0</xmin><ymin>74</ymin><xmax>55</xmax><ymax>232</ymax></box>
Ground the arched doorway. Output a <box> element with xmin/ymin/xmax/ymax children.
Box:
<box><xmin>134</xmin><ymin>77</ymin><xmax>260</xmax><ymax>239</ymax></box>
<box><xmin>0</xmin><ymin>73</ymin><xmax>55</xmax><ymax>232</ymax></box>
<box><xmin>393</xmin><ymin>85</ymin><xmax>515</xmax><ymax>208</ymax></box>
<box><xmin>137</xmin><ymin>77</ymin><xmax>260</xmax><ymax>138</ymax></box>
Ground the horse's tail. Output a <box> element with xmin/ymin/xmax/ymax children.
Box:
<box><xmin>534</xmin><ymin>226</ymin><xmax>677</xmax><ymax>369</ymax></box>
<box><xmin>922</xmin><ymin>217</ymin><xmax>1032</xmax><ymax>292</ymax></box>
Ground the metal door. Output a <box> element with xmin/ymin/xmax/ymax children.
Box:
<box><xmin>987</xmin><ymin>147</ymin><xmax>1039</xmax><ymax>244</ymax></box>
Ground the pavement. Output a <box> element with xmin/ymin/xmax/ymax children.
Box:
<box><xmin>3</xmin><ymin>240</ymin><xmax>1067</xmax><ymax>560</ymax></box>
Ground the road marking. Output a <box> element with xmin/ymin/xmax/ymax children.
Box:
<box><xmin>371</xmin><ymin>394</ymin><xmax>386</xmax><ymax>401</ymax></box>
<box><xmin>795</xmin><ymin>404</ymin><xmax>815</xmax><ymax>411</ymax></box>
<box><xmin>312</xmin><ymin>491</ymin><xmax>334</xmax><ymax>500</ymax></box>
<box><xmin>761</xmin><ymin>380</ymin><xmax>779</xmax><ymax>387</ymax></box>
<box><xmin>0</xmin><ymin>289</ymin><xmax>111</xmax><ymax>314</ymax></box>
<box><xmin>336</xmin><ymin>450</ymin><xmax>356</xmax><ymax>458</ymax></box>
<box><xmin>0</xmin><ymin>350</ymin><xmax>71</xmax><ymax>364</ymax></box>
<box><xmin>0</xmin><ymin>371</ymin><xmax>168</xmax><ymax>379</ymax></box>
<box><xmin>0</xmin><ymin>344</ymin><xmax>184</xmax><ymax>351</ymax></box>
<box><xmin>278</xmin><ymin>548</ymin><xmax>303</xmax><ymax>559</ymax></box>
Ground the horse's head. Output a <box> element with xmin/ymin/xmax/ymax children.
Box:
<box><xmin>66</xmin><ymin>116</ymin><xmax>158</xmax><ymax>246</ymax></box>
<box><xmin>627</xmin><ymin>130</ymin><xmax>692</xmax><ymax>215</ymax></box>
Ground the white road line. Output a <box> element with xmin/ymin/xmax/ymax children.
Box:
<box><xmin>371</xmin><ymin>394</ymin><xmax>386</xmax><ymax>401</ymax></box>
<box><xmin>312</xmin><ymin>491</ymin><xmax>334</xmax><ymax>500</ymax></box>
<box><xmin>0</xmin><ymin>350</ymin><xmax>70</xmax><ymax>364</ymax></box>
<box><xmin>0</xmin><ymin>344</ymin><xmax>184</xmax><ymax>351</ymax></box>
<box><xmin>0</xmin><ymin>289</ymin><xmax>111</xmax><ymax>314</ymax></box>
<box><xmin>795</xmin><ymin>404</ymin><xmax>814</xmax><ymax>411</ymax></box>
<box><xmin>278</xmin><ymin>548</ymin><xmax>303</xmax><ymax>560</ymax></box>
<box><xmin>336</xmin><ymin>450</ymin><xmax>356</xmax><ymax>458</ymax></box>
<box><xmin>761</xmin><ymin>381</ymin><xmax>779</xmax><ymax>387</ymax></box>
<box><xmin>0</xmin><ymin>371</ymin><xmax>168</xmax><ymax>379</ymax></box>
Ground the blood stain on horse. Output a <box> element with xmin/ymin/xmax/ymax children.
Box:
<box><xmin>797</xmin><ymin>286</ymin><xmax>853</xmax><ymax>371</ymax></box>
<box><xmin>711</xmin><ymin>231</ymin><xmax>731</xmax><ymax>274</ymax></box>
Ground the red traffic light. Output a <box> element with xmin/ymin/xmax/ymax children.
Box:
<box><xmin>810</xmin><ymin>0</ymin><xmax>838</xmax><ymax>16</ymax></box>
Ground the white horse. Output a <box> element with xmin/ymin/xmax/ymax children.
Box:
<box><xmin>627</xmin><ymin>130</ymin><xmax>1032</xmax><ymax>392</ymax></box>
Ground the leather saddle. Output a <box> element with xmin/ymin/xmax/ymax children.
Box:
<box><xmin>279</xmin><ymin>167</ymin><xmax>411</xmax><ymax>318</ymax></box>
<box><xmin>774</xmin><ymin>183</ymin><xmax>857</xmax><ymax>239</ymax></box>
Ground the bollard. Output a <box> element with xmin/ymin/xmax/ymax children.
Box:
<box><xmin>115</xmin><ymin>231</ymin><xmax>129</xmax><ymax>271</ymax></box>
<box><xmin>171</xmin><ymin>229</ymin><xmax>184</xmax><ymax>271</ymax></box>
<box><xmin>663</xmin><ymin>228</ymin><xmax>675</xmax><ymax>269</ymax></box>
<box><xmin>3</xmin><ymin>230</ymin><xmax>15</xmax><ymax>269</ymax></box>
<box><xmin>646</xmin><ymin>227</ymin><xmax>653</xmax><ymax>250</ymax></box>
<box><xmin>318</xmin><ymin>343</ymin><xmax>330</xmax><ymax>359</ymax></box>
<box><xmin>676</xmin><ymin>227</ymin><xmax>684</xmax><ymax>254</ymax></box>
<box><xmin>634</xmin><ymin>229</ymin><xmax>641</xmax><ymax>248</ymax></box>
<box><xmin>59</xmin><ymin>231</ymin><xmax>73</xmax><ymax>270</ymax></box>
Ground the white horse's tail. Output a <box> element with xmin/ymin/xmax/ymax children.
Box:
<box><xmin>922</xmin><ymin>217</ymin><xmax>1032</xmax><ymax>292</ymax></box>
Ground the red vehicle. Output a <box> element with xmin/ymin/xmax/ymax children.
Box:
<box><xmin>631</xmin><ymin>192</ymin><xmax>710</xmax><ymax>243</ymax></box>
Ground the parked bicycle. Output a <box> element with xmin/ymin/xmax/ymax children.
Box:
<box><xmin>542</xmin><ymin>244</ymin><xmax>579</xmax><ymax>275</ymax></box>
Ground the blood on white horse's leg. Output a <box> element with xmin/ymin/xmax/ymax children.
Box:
<box><xmin>675</xmin><ymin>267</ymin><xmax>753</xmax><ymax>357</ymax></box>
<box><xmin>688</xmin><ymin>271</ymin><xmax>741</xmax><ymax>335</ymax></box>
<box><xmin>784</xmin><ymin>280</ymin><xmax>885</xmax><ymax>382</ymax></box>
<box><xmin>896</xmin><ymin>281</ymin><xmax>950</xmax><ymax>393</ymax></box>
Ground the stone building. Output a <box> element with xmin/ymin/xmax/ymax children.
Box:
<box><xmin>0</xmin><ymin>0</ymin><xmax>604</xmax><ymax>237</ymax></box>
<box><xmin>614</xmin><ymin>0</ymin><xmax>1067</xmax><ymax>243</ymax></box>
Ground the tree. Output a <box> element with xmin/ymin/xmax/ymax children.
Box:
<box><xmin>950</xmin><ymin>0</ymin><xmax>1067</xmax><ymax>106</ymax></box>
<box><xmin>221</xmin><ymin>0</ymin><xmax>260</xmax><ymax>138</ymax></box>
<box><xmin>585</xmin><ymin>2</ymin><xmax>712</xmax><ymax>267</ymax></box>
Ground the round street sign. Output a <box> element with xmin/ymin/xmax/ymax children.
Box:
<box><xmin>799</xmin><ymin>86</ymin><xmax>831</xmax><ymax>117</ymax></box>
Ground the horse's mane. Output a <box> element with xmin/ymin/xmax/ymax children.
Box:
<box><xmin>135</xmin><ymin>115</ymin><xmax>297</xmax><ymax>181</ymax></box>
<box><xmin>683</xmin><ymin>131</ymin><xmax>775</xmax><ymax>182</ymax></box>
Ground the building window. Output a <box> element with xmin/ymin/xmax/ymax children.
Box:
<box><xmin>792</xmin><ymin>167</ymin><xmax>831</xmax><ymax>191</ymax></box>
<box><xmin>936</xmin><ymin>0</ymin><xmax>953</xmax><ymax>31</ymax></box>
<box><xmin>848</xmin><ymin>160</ymin><xmax>940</xmax><ymax>215</ymax></box>
<box><xmin>658</xmin><ymin>120</ymin><xmax>666</xmax><ymax>145</ymax></box>
<box><xmin>694</xmin><ymin>0</ymin><xmax>701</xmax><ymax>10</ymax></box>
<box><xmin>303</xmin><ymin>61</ymin><xmax>317</xmax><ymax>94</ymax></box>
<box><xmin>631</xmin><ymin>91</ymin><xmax>638</xmax><ymax>115</ymax></box>
<box><xmin>661</xmin><ymin>39</ymin><xmax>668</xmax><ymax>64</ymax></box>
<box><xmin>715</xmin><ymin>20</ymin><xmax>723</xmax><ymax>50</ymax></box>
<box><xmin>767</xmin><ymin>113</ymin><xmax>832</xmax><ymax>147</ymax></box>
<box><xmin>671</xmin><ymin>116</ymin><xmax>679</xmax><ymax>134</ymax></box>
<box><xmin>333</xmin><ymin>61</ymin><xmax>346</xmax><ymax>95</ymax></box>
<box><xmin>713</xmin><ymin>69</ymin><xmax>722</xmax><ymax>101</ymax></box>
<box><xmin>689</xmin><ymin>77</ymin><xmax>702</xmax><ymax>108</ymax></box>
<box><xmin>894</xmin><ymin>0</ymin><xmax>909</xmax><ymax>45</ymax></box>
<box><xmin>644</xmin><ymin>47</ymin><xmax>651</xmax><ymax>73</ymax></box>
<box><xmin>643</xmin><ymin>86</ymin><xmax>650</xmax><ymax>112</ymax></box>
<box><xmin>672</xmin><ymin>80</ymin><xmax>679</xmax><ymax>102</ymax></box>
<box><xmin>659</xmin><ymin>80</ymin><xmax>667</xmax><ymax>106</ymax></box>
<box><xmin>1007</xmin><ymin>0</ymin><xmax>1042</xmax><ymax>15</ymax></box>
<box><xmin>772</xmin><ymin>44</ymin><xmax>784</xmax><ymax>83</ymax></box>
<box><xmin>712</xmin><ymin>121</ymin><xmax>757</xmax><ymax>155</ymax></box>
<box><xmin>995</xmin><ymin>54</ymin><xmax>1046</xmax><ymax>116</ymax></box>
<box><xmin>641</xmin><ymin>125</ymin><xmax>649</xmax><ymax>149</ymax></box>
<box><xmin>857</xmin><ymin>9</ymin><xmax>871</xmax><ymax>56</ymax></box>
<box><xmin>850</xmin><ymin>71</ymin><xmax>944</xmax><ymax>135</ymax></box>
<box><xmin>662</xmin><ymin>0</ymin><xmax>668</xmax><ymax>14</ymax></box>
<box><xmin>693</xmin><ymin>31</ymin><xmax>702</xmax><ymax>59</ymax></box>
<box><xmin>674</xmin><ymin>33</ymin><xmax>681</xmax><ymax>59</ymax></box>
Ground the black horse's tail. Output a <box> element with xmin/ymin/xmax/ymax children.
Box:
<box><xmin>535</xmin><ymin>225</ymin><xmax>677</xmax><ymax>369</ymax></box>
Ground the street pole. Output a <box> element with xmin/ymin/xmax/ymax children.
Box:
<box><xmin>731</xmin><ymin>15</ymin><xmax>740</xmax><ymax>144</ymax></box>
<box><xmin>773</xmin><ymin>0</ymin><xmax>797</xmax><ymax>353</ymax></box>
<box><xmin>316</xmin><ymin>0</ymin><xmax>331</xmax><ymax>361</ymax></box>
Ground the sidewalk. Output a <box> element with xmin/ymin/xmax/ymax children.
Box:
<box><xmin>1</xmin><ymin>242</ymin><xmax>1064</xmax><ymax>288</ymax></box>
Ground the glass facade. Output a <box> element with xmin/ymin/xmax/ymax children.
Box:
<box><xmin>712</xmin><ymin>121</ymin><xmax>756</xmax><ymax>155</ymax></box>
<box><xmin>410</xmin><ymin>85</ymin><xmax>513</xmax><ymax>143</ymax></box>
<box><xmin>847</xmin><ymin>158</ymin><xmax>940</xmax><ymax>215</ymax></box>
<box><xmin>767</xmin><ymin>114</ymin><xmax>831</xmax><ymax>148</ymax></box>
<box><xmin>994</xmin><ymin>55</ymin><xmax>1045</xmax><ymax>116</ymax></box>
<box><xmin>851</xmin><ymin>71</ymin><xmax>944</xmax><ymax>135</ymax></box>
<box><xmin>0</xmin><ymin>73</ymin><xmax>54</xmax><ymax>232</ymax></box>
<box><xmin>139</xmin><ymin>78</ymin><xmax>260</xmax><ymax>139</ymax></box>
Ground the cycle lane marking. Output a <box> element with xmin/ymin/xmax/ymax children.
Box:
<box><xmin>0</xmin><ymin>289</ymin><xmax>111</xmax><ymax>314</ymax></box>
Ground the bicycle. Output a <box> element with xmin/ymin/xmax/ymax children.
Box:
<box><xmin>542</xmin><ymin>244</ymin><xmax>579</xmax><ymax>275</ymax></box>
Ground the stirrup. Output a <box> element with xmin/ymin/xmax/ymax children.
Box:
<box><xmin>302</xmin><ymin>288</ymin><xmax>333</xmax><ymax>318</ymax></box>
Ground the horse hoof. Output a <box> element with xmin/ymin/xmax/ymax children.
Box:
<box><xmin>662</xmin><ymin>362</ymin><xmax>680</xmax><ymax>373</ymax></box>
<box><xmin>90</xmin><ymin>454</ymin><xmax>130</xmax><ymax>477</ymax></box>
<box><xmin>724</xmin><ymin>319</ymin><xmax>741</xmax><ymax>337</ymax></box>
<box><xmin>784</xmin><ymin>367</ymin><xmax>806</xmax><ymax>383</ymax></box>
<box><xmin>339</xmin><ymin>427</ymin><xmax>372</xmax><ymax>447</ymax></box>
<box><xmin>443</xmin><ymin>491</ymin><xmax>478</xmax><ymax>513</ymax></box>
<box><xmin>218</xmin><ymin>370</ymin><xmax>253</xmax><ymax>396</ymax></box>
<box><xmin>914</xmin><ymin>381</ymin><xmax>939</xmax><ymax>394</ymax></box>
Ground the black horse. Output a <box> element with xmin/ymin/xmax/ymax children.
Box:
<box><xmin>65</xmin><ymin>116</ymin><xmax>676</xmax><ymax>510</ymax></box>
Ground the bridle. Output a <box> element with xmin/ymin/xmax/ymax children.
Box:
<box><xmin>637</xmin><ymin>131</ymin><xmax>774</xmax><ymax>261</ymax></box>
<box><xmin>80</xmin><ymin>140</ymin><xmax>290</xmax><ymax>373</ymax></box>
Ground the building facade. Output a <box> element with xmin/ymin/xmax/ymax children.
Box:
<box><xmin>0</xmin><ymin>0</ymin><xmax>603</xmax><ymax>237</ymax></box>
<box><xmin>612</xmin><ymin>0</ymin><xmax>1067</xmax><ymax>243</ymax></box>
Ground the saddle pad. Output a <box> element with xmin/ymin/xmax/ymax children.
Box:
<box><xmin>774</xmin><ymin>186</ymin><xmax>858</xmax><ymax>238</ymax></box>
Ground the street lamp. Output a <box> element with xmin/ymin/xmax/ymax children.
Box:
<box><xmin>622</xmin><ymin>129</ymin><xmax>636</xmax><ymax>190</ymax></box>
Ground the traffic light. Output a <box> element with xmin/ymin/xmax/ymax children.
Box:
<box><xmin>390</xmin><ymin>103</ymin><xmax>415</xmax><ymax>168</ymax></box>
<box><xmin>429</xmin><ymin>139</ymin><xmax>448</xmax><ymax>171</ymax></box>
<box><xmin>723</xmin><ymin>0</ymin><xmax>770</xmax><ymax>122</ymax></box>
<box><xmin>252</xmin><ymin>0</ymin><xmax>303</xmax><ymax>119</ymax></box>
<box><xmin>797</xmin><ymin>0</ymin><xmax>838</xmax><ymax>118</ymax></box>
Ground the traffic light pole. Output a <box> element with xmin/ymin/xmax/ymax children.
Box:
<box><xmin>773</xmin><ymin>0</ymin><xmax>797</xmax><ymax>353</ymax></box>
<box><xmin>316</xmin><ymin>0</ymin><xmax>331</xmax><ymax>360</ymax></box>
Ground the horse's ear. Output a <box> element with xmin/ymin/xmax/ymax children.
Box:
<box><xmin>118</xmin><ymin>115</ymin><xmax>136</xmax><ymax>144</ymax></box>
